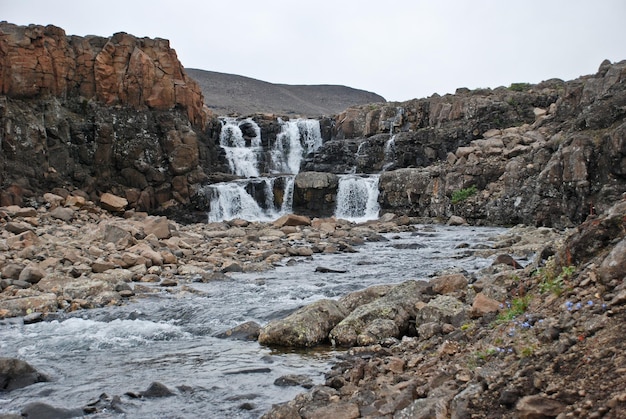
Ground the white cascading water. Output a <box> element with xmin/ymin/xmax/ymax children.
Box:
<box><xmin>382</xmin><ymin>135</ymin><xmax>396</xmax><ymax>171</ymax></box>
<box><xmin>270</xmin><ymin>119</ymin><xmax>323</xmax><ymax>174</ymax></box>
<box><xmin>335</xmin><ymin>174</ymin><xmax>380</xmax><ymax>223</ymax></box>
<box><xmin>207</xmin><ymin>178</ymin><xmax>280</xmax><ymax>222</ymax></box>
<box><xmin>219</xmin><ymin>117</ymin><xmax>262</xmax><ymax>177</ymax></box>
<box><xmin>208</xmin><ymin>118</ymin><xmax>324</xmax><ymax>222</ymax></box>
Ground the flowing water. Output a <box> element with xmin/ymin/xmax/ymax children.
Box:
<box><xmin>0</xmin><ymin>224</ymin><xmax>511</xmax><ymax>418</ymax></box>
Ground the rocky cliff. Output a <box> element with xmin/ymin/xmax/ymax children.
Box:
<box><xmin>301</xmin><ymin>59</ymin><xmax>626</xmax><ymax>228</ymax></box>
<box><xmin>0</xmin><ymin>22</ymin><xmax>220</xmax><ymax>217</ymax></box>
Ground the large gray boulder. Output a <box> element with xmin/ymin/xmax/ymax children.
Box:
<box><xmin>258</xmin><ymin>299</ymin><xmax>348</xmax><ymax>347</ymax></box>
<box><xmin>329</xmin><ymin>280</ymin><xmax>431</xmax><ymax>347</ymax></box>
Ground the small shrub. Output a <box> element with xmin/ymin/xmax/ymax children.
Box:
<box><xmin>535</xmin><ymin>258</ymin><xmax>575</xmax><ymax>296</ymax></box>
<box><xmin>497</xmin><ymin>295</ymin><xmax>531</xmax><ymax>323</ymax></box>
<box><xmin>508</xmin><ymin>82</ymin><xmax>532</xmax><ymax>92</ymax></box>
<box><xmin>451</xmin><ymin>185</ymin><xmax>477</xmax><ymax>204</ymax></box>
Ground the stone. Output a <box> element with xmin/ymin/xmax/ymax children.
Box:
<box><xmin>100</xmin><ymin>193</ymin><xmax>128</xmax><ymax>212</ymax></box>
<box><xmin>598</xmin><ymin>237</ymin><xmax>626</xmax><ymax>284</ymax></box>
<box><xmin>516</xmin><ymin>395</ymin><xmax>566</xmax><ymax>418</ymax></box>
<box><xmin>430</xmin><ymin>273</ymin><xmax>468</xmax><ymax>294</ymax></box>
<box><xmin>0</xmin><ymin>293</ymin><xmax>58</xmax><ymax>318</ymax></box>
<box><xmin>415</xmin><ymin>295</ymin><xmax>468</xmax><ymax>327</ymax></box>
<box><xmin>1</xmin><ymin>263</ymin><xmax>25</xmax><ymax>280</ymax></box>
<box><xmin>301</xmin><ymin>401</ymin><xmax>360</xmax><ymax>419</ymax></box>
<box><xmin>0</xmin><ymin>357</ymin><xmax>49</xmax><ymax>391</ymax></box>
<box><xmin>17</xmin><ymin>265</ymin><xmax>45</xmax><ymax>284</ymax></box>
<box><xmin>470</xmin><ymin>292</ymin><xmax>502</xmax><ymax>318</ymax></box>
<box><xmin>143</xmin><ymin>216</ymin><xmax>172</xmax><ymax>239</ymax></box>
<box><xmin>216</xmin><ymin>321</ymin><xmax>261</xmax><ymax>341</ymax></box>
<box><xmin>259</xmin><ymin>299</ymin><xmax>348</xmax><ymax>347</ymax></box>
<box><xmin>49</xmin><ymin>206</ymin><xmax>75</xmax><ymax>221</ymax></box>
<box><xmin>6</xmin><ymin>230</ymin><xmax>39</xmax><ymax>249</ymax></box>
<box><xmin>492</xmin><ymin>254</ymin><xmax>523</xmax><ymax>269</ymax></box>
<box><xmin>330</xmin><ymin>280</ymin><xmax>430</xmax><ymax>347</ymax></box>
<box><xmin>273</xmin><ymin>214</ymin><xmax>311</xmax><ymax>227</ymax></box>
<box><xmin>274</xmin><ymin>374</ymin><xmax>314</xmax><ymax>388</ymax></box>
<box><xmin>141</xmin><ymin>381</ymin><xmax>174</xmax><ymax>398</ymax></box>
<box><xmin>447</xmin><ymin>215</ymin><xmax>468</xmax><ymax>226</ymax></box>
<box><xmin>5</xmin><ymin>221</ymin><xmax>33</xmax><ymax>234</ymax></box>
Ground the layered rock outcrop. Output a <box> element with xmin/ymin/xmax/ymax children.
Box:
<box><xmin>300</xmin><ymin>59</ymin><xmax>626</xmax><ymax>228</ymax></box>
<box><xmin>0</xmin><ymin>22</ymin><xmax>220</xmax><ymax>216</ymax></box>
<box><xmin>0</xmin><ymin>22</ymin><xmax>205</xmax><ymax>126</ymax></box>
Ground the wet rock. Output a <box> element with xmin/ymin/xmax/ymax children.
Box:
<box><xmin>274</xmin><ymin>374</ymin><xmax>314</xmax><ymax>389</ymax></box>
<box><xmin>216</xmin><ymin>321</ymin><xmax>261</xmax><ymax>341</ymax></box>
<box><xmin>259</xmin><ymin>299</ymin><xmax>348</xmax><ymax>347</ymax></box>
<box><xmin>142</xmin><ymin>381</ymin><xmax>174</xmax><ymax>398</ymax></box>
<box><xmin>314</xmin><ymin>266</ymin><xmax>347</xmax><ymax>273</ymax></box>
<box><xmin>20</xmin><ymin>402</ymin><xmax>84</xmax><ymax>419</ymax></box>
<box><xmin>22</xmin><ymin>312</ymin><xmax>44</xmax><ymax>324</ymax></box>
<box><xmin>0</xmin><ymin>357</ymin><xmax>49</xmax><ymax>391</ymax></box>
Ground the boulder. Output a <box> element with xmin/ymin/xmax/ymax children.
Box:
<box><xmin>470</xmin><ymin>292</ymin><xmax>502</xmax><ymax>318</ymax></box>
<box><xmin>430</xmin><ymin>273</ymin><xmax>468</xmax><ymax>295</ymax></box>
<box><xmin>99</xmin><ymin>193</ymin><xmax>128</xmax><ymax>212</ymax></box>
<box><xmin>0</xmin><ymin>357</ymin><xmax>49</xmax><ymax>391</ymax></box>
<box><xmin>0</xmin><ymin>293</ymin><xmax>58</xmax><ymax>318</ymax></box>
<box><xmin>258</xmin><ymin>299</ymin><xmax>348</xmax><ymax>347</ymax></box>
<box><xmin>415</xmin><ymin>295</ymin><xmax>468</xmax><ymax>327</ymax></box>
<box><xmin>516</xmin><ymin>395</ymin><xmax>566</xmax><ymax>419</ymax></box>
<box><xmin>330</xmin><ymin>280</ymin><xmax>430</xmax><ymax>347</ymax></box>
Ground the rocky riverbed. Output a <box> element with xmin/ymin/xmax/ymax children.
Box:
<box><xmin>2</xmin><ymin>192</ymin><xmax>626</xmax><ymax>418</ymax></box>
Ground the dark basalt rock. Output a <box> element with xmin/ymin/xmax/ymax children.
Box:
<box><xmin>0</xmin><ymin>357</ymin><xmax>49</xmax><ymax>391</ymax></box>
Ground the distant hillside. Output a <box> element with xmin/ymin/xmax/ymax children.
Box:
<box><xmin>185</xmin><ymin>68</ymin><xmax>386</xmax><ymax>117</ymax></box>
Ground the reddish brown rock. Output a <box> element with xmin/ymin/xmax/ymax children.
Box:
<box><xmin>0</xmin><ymin>22</ymin><xmax>206</xmax><ymax>127</ymax></box>
<box><xmin>470</xmin><ymin>292</ymin><xmax>502</xmax><ymax>318</ymax></box>
<box><xmin>100</xmin><ymin>193</ymin><xmax>128</xmax><ymax>212</ymax></box>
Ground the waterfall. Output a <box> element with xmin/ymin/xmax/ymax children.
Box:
<box><xmin>219</xmin><ymin>117</ymin><xmax>262</xmax><ymax>177</ymax></box>
<box><xmin>382</xmin><ymin>135</ymin><xmax>396</xmax><ymax>171</ymax></box>
<box><xmin>335</xmin><ymin>175</ymin><xmax>380</xmax><ymax>223</ymax></box>
<box><xmin>206</xmin><ymin>177</ymin><xmax>294</xmax><ymax>222</ymax></box>
<box><xmin>270</xmin><ymin>119</ymin><xmax>323</xmax><ymax>174</ymax></box>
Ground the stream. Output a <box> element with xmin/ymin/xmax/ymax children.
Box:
<box><xmin>0</xmin><ymin>224</ymin><xmax>510</xmax><ymax>418</ymax></box>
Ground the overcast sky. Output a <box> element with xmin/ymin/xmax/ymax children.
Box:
<box><xmin>2</xmin><ymin>0</ymin><xmax>625</xmax><ymax>102</ymax></box>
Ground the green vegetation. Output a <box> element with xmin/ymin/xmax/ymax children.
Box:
<box><xmin>508</xmin><ymin>82</ymin><xmax>532</xmax><ymax>92</ymax></box>
<box><xmin>451</xmin><ymin>185</ymin><xmax>477</xmax><ymax>204</ymax></box>
<box><xmin>535</xmin><ymin>258</ymin><xmax>575</xmax><ymax>296</ymax></box>
<box><xmin>497</xmin><ymin>295</ymin><xmax>531</xmax><ymax>323</ymax></box>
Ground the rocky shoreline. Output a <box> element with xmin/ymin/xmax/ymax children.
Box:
<box><xmin>4</xmin><ymin>191</ymin><xmax>625</xmax><ymax>418</ymax></box>
<box><xmin>260</xmin><ymin>197</ymin><xmax>626</xmax><ymax>419</ymax></box>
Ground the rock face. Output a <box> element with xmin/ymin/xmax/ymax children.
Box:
<box><xmin>0</xmin><ymin>22</ymin><xmax>222</xmax><ymax>215</ymax></box>
<box><xmin>0</xmin><ymin>22</ymin><xmax>205</xmax><ymax>126</ymax></box>
<box><xmin>302</xmin><ymin>60</ymin><xmax>626</xmax><ymax>229</ymax></box>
